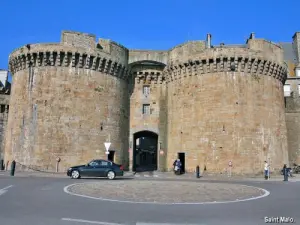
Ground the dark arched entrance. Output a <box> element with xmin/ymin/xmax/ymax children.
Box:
<box><xmin>133</xmin><ymin>131</ymin><xmax>158</xmax><ymax>172</ymax></box>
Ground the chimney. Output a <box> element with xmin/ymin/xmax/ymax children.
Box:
<box><xmin>206</xmin><ymin>33</ymin><xmax>212</xmax><ymax>49</ymax></box>
<box><xmin>249</xmin><ymin>32</ymin><xmax>255</xmax><ymax>39</ymax></box>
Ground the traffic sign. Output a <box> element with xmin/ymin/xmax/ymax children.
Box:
<box><xmin>104</xmin><ymin>142</ymin><xmax>111</xmax><ymax>151</ymax></box>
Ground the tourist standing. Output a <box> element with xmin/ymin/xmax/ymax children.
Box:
<box><xmin>264</xmin><ymin>161</ymin><xmax>269</xmax><ymax>180</ymax></box>
<box><xmin>228</xmin><ymin>160</ymin><xmax>233</xmax><ymax>177</ymax></box>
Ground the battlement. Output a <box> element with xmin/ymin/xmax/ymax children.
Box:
<box><xmin>165</xmin><ymin>55</ymin><xmax>287</xmax><ymax>84</ymax></box>
<box><xmin>61</xmin><ymin>30</ymin><xmax>96</xmax><ymax>50</ymax></box>
<box><xmin>168</xmin><ymin>40</ymin><xmax>206</xmax><ymax>63</ymax></box>
<box><xmin>247</xmin><ymin>38</ymin><xmax>283</xmax><ymax>63</ymax></box>
<box><xmin>129</xmin><ymin>50</ymin><xmax>168</xmax><ymax>65</ymax></box>
<box><xmin>8</xmin><ymin>31</ymin><xmax>129</xmax><ymax>79</ymax></box>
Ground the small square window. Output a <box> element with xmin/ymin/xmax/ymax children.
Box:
<box><xmin>143</xmin><ymin>85</ymin><xmax>150</xmax><ymax>96</ymax></box>
<box><xmin>142</xmin><ymin>104</ymin><xmax>150</xmax><ymax>115</ymax></box>
<box><xmin>284</xmin><ymin>85</ymin><xmax>291</xmax><ymax>97</ymax></box>
<box><xmin>296</xmin><ymin>68</ymin><xmax>300</xmax><ymax>77</ymax></box>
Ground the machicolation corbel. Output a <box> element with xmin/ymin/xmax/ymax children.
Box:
<box><xmin>94</xmin><ymin>85</ymin><xmax>104</xmax><ymax>92</ymax></box>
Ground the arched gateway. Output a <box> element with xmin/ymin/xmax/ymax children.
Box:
<box><xmin>133</xmin><ymin>131</ymin><xmax>158</xmax><ymax>172</ymax></box>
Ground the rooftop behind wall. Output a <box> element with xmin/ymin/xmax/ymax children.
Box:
<box><xmin>0</xmin><ymin>70</ymin><xmax>8</xmax><ymax>87</ymax></box>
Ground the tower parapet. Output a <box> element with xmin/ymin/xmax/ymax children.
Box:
<box><xmin>165</xmin><ymin>35</ymin><xmax>287</xmax><ymax>84</ymax></box>
<box><xmin>164</xmin><ymin>33</ymin><xmax>289</xmax><ymax>174</ymax></box>
<box><xmin>9</xmin><ymin>31</ymin><xmax>130</xmax><ymax>79</ymax></box>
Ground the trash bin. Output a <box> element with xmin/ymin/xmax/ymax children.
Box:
<box><xmin>10</xmin><ymin>160</ymin><xmax>16</xmax><ymax>176</ymax></box>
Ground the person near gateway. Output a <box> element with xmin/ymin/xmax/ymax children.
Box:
<box><xmin>173</xmin><ymin>158</ymin><xmax>182</xmax><ymax>175</ymax></box>
<box><xmin>228</xmin><ymin>160</ymin><xmax>233</xmax><ymax>177</ymax></box>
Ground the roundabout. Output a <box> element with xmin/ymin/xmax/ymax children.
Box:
<box><xmin>64</xmin><ymin>180</ymin><xmax>270</xmax><ymax>204</ymax></box>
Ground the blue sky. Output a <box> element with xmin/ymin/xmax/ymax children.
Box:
<box><xmin>1</xmin><ymin>0</ymin><xmax>299</xmax><ymax>82</ymax></box>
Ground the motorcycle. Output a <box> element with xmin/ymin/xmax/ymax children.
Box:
<box><xmin>174</xmin><ymin>165</ymin><xmax>181</xmax><ymax>175</ymax></box>
<box><xmin>292</xmin><ymin>163</ymin><xmax>300</xmax><ymax>174</ymax></box>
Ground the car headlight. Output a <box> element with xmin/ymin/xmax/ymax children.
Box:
<box><xmin>68</xmin><ymin>168</ymin><xmax>72</xmax><ymax>171</ymax></box>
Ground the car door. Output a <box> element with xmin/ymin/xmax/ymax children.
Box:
<box><xmin>94</xmin><ymin>160</ymin><xmax>111</xmax><ymax>177</ymax></box>
<box><xmin>80</xmin><ymin>161</ymin><xmax>99</xmax><ymax>177</ymax></box>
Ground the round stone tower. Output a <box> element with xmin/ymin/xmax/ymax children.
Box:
<box><xmin>165</xmin><ymin>34</ymin><xmax>289</xmax><ymax>174</ymax></box>
<box><xmin>5</xmin><ymin>31</ymin><xmax>130</xmax><ymax>171</ymax></box>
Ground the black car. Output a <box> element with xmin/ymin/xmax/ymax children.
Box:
<box><xmin>67</xmin><ymin>159</ymin><xmax>124</xmax><ymax>180</ymax></box>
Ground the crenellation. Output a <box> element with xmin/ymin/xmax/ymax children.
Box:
<box><xmin>165</xmin><ymin>57</ymin><xmax>286</xmax><ymax>84</ymax></box>
<box><xmin>9</xmin><ymin>51</ymin><xmax>130</xmax><ymax>80</ymax></box>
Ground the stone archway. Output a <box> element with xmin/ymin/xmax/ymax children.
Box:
<box><xmin>133</xmin><ymin>130</ymin><xmax>158</xmax><ymax>172</ymax></box>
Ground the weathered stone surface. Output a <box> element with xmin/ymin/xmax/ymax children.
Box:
<box><xmin>67</xmin><ymin>180</ymin><xmax>266</xmax><ymax>203</ymax></box>
<box><xmin>5</xmin><ymin>31</ymin><xmax>130</xmax><ymax>171</ymax></box>
<box><xmin>0</xmin><ymin>71</ymin><xmax>10</xmax><ymax>162</ymax></box>
<box><xmin>4</xmin><ymin>31</ymin><xmax>291</xmax><ymax>174</ymax></box>
<box><xmin>284</xmin><ymin>79</ymin><xmax>300</xmax><ymax>164</ymax></box>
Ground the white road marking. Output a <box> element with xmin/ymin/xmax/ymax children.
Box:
<box><xmin>136</xmin><ymin>223</ymin><xmax>203</xmax><ymax>225</ymax></box>
<box><xmin>0</xmin><ymin>185</ymin><xmax>13</xmax><ymax>196</ymax></box>
<box><xmin>63</xmin><ymin>182</ymin><xmax>270</xmax><ymax>205</ymax></box>
<box><xmin>61</xmin><ymin>218</ymin><xmax>124</xmax><ymax>225</ymax></box>
<box><xmin>61</xmin><ymin>219</ymin><xmax>202</xmax><ymax>225</ymax></box>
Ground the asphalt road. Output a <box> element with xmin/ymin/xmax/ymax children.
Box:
<box><xmin>0</xmin><ymin>175</ymin><xmax>299</xmax><ymax>225</ymax></box>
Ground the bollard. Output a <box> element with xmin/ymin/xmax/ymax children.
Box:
<box><xmin>10</xmin><ymin>160</ymin><xmax>16</xmax><ymax>176</ymax></box>
<box><xmin>0</xmin><ymin>159</ymin><xmax>4</xmax><ymax>170</ymax></box>
<box><xmin>196</xmin><ymin>165</ymin><xmax>200</xmax><ymax>178</ymax></box>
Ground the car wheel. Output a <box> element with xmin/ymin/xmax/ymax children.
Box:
<box><xmin>107</xmin><ymin>171</ymin><xmax>116</xmax><ymax>180</ymax></box>
<box><xmin>71</xmin><ymin>170</ymin><xmax>81</xmax><ymax>179</ymax></box>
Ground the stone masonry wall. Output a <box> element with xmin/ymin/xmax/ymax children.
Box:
<box><xmin>3</xmin><ymin>30</ymin><xmax>291</xmax><ymax>175</ymax></box>
<box><xmin>164</xmin><ymin>41</ymin><xmax>288</xmax><ymax>174</ymax></box>
<box><xmin>284</xmin><ymin>79</ymin><xmax>300</xmax><ymax>164</ymax></box>
<box><xmin>129</xmin><ymin>63</ymin><xmax>167</xmax><ymax>171</ymax></box>
<box><xmin>0</xmin><ymin>94</ymin><xmax>9</xmax><ymax>162</ymax></box>
<box><xmin>5</xmin><ymin>31</ymin><xmax>130</xmax><ymax>172</ymax></box>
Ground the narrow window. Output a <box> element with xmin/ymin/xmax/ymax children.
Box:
<box><xmin>0</xmin><ymin>105</ymin><xmax>5</xmax><ymax>113</ymax></box>
<box><xmin>142</xmin><ymin>104</ymin><xmax>150</xmax><ymax>115</ymax></box>
<box><xmin>143</xmin><ymin>85</ymin><xmax>150</xmax><ymax>97</ymax></box>
<box><xmin>298</xmin><ymin>85</ymin><xmax>300</xmax><ymax>96</ymax></box>
<box><xmin>284</xmin><ymin>85</ymin><xmax>291</xmax><ymax>97</ymax></box>
<box><xmin>296</xmin><ymin>68</ymin><xmax>300</xmax><ymax>77</ymax></box>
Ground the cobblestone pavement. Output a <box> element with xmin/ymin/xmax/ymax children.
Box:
<box><xmin>67</xmin><ymin>180</ymin><xmax>266</xmax><ymax>203</ymax></box>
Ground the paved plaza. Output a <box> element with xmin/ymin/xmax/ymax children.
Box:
<box><xmin>0</xmin><ymin>172</ymin><xmax>300</xmax><ymax>225</ymax></box>
<box><xmin>66</xmin><ymin>180</ymin><xmax>267</xmax><ymax>204</ymax></box>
